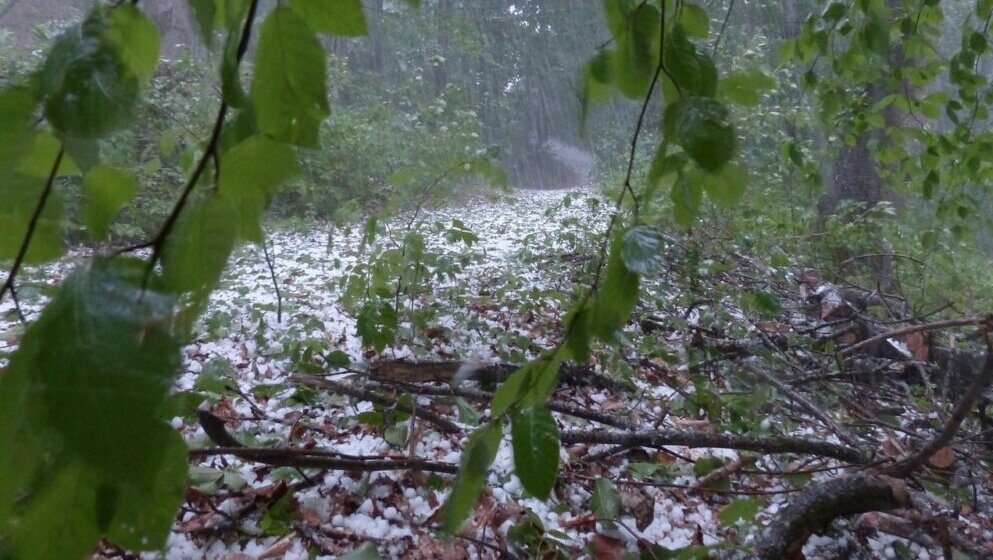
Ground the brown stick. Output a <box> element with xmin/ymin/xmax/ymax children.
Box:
<box><xmin>189</xmin><ymin>447</ymin><xmax>458</xmax><ymax>474</ymax></box>
<box><xmin>559</xmin><ymin>429</ymin><xmax>868</xmax><ymax>464</ymax></box>
<box><xmin>885</xmin><ymin>343</ymin><xmax>993</xmax><ymax>478</ymax></box>
<box><xmin>293</xmin><ymin>375</ymin><xmax>463</xmax><ymax>434</ymax></box>
<box><xmin>194</xmin><ymin>409</ymin><xmax>457</xmax><ymax>474</ymax></box>
<box><xmin>756</xmin><ymin>473</ymin><xmax>911</xmax><ymax>559</ymax></box>
<box><xmin>357</xmin><ymin>376</ymin><xmax>635</xmax><ymax>430</ymax></box>
<box><xmin>840</xmin><ymin>316</ymin><xmax>990</xmax><ymax>356</ymax></box>
<box><xmin>0</xmin><ymin>147</ymin><xmax>64</xmax><ymax>308</ymax></box>
<box><xmin>740</xmin><ymin>358</ymin><xmax>865</xmax><ymax>450</ymax></box>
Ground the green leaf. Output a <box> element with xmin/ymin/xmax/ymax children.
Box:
<box><xmin>970</xmin><ymin>32</ymin><xmax>988</xmax><ymax>54</ymax></box>
<box><xmin>105</xmin><ymin>5</ymin><xmax>160</xmax><ymax>81</ymax></box>
<box><xmin>338</xmin><ymin>543</ymin><xmax>382</xmax><ymax>560</ymax></box>
<box><xmin>41</xmin><ymin>8</ymin><xmax>140</xmax><ymax>138</ymax></box>
<box><xmin>0</xmin><ymin>173</ymin><xmax>64</xmax><ymax>264</ymax></box>
<box><xmin>82</xmin><ymin>166</ymin><xmax>138</xmax><ymax>239</ymax></box>
<box><xmin>663</xmin><ymin>24</ymin><xmax>717</xmax><ymax>97</ymax></box>
<box><xmin>0</xmin><ymin>259</ymin><xmax>185</xmax><ymax>558</ymax></box>
<box><xmin>455</xmin><ymin>397</ymin><xmax>481</xmax><ymax>425</ymax></box>
<box><xmin>679</xmin><ymin>4</ymin><xmax>710</xmax><ymax>38</ymax></box>
<box><xmin>221</xmin><ymin>28</ymin><xmax>249</xmax><ymax>108</ymax></box>
<box><xmin>443</xmin><ymin>421</ymin><xmax>503</xmax><ymax>533</ymax></box>
<box><xmin>563</xmin><ymin>302</ymin><xmax>593</xmax><ymax>362</ymax></box>
<box><xmin>742</xmin><ymin>291</ymin><xmax>781</xmax><ymax>318</ymax></box>
<box><xmin>161</xmin><ymin>194</ymin><xmax>238</xmax><ymax>293</ymax></box>
<box><xmin>718</xmin><ymin>69</ymin><xmax>775</xmax><ymax>107</ymax></box>
<box><xmin>670</xmin><ymin>97</ymin><xmax>736</xmax><ymax>172</ymax></box>
<box><xmin>647</xmin><ymin>148</ymin><xmax>686</xmax><ymax>189</ymax></box>
<box><xmin>186</xmin><ymin>0</ymin><xmax>217</xmax><ymax>46</ymax></box>
<box><xmin>0</xmin><ymin>86</ymin><xmax>38</xmax><ymax>168</ymax></box>
<box><xmin>259</xmin><ymin>491</ymin><xmax>296</xmax><ymax>536</ymax></box>
<box><xmin>490</xmin><ymin>354</ymin><xmax>562</xmax><ymax>417</ymax></box>
<box><xmin>621</xmin><ymin>225</ymin><xmax>666</xmax><ymax>275</ymax></box>
<box><xmin>591</xmin><ymin>233</ymin><xmax>640</xmax><ymax>339</ymax></box>
<box><xmin>717</xmin><ymin>498</ymin><xmax>762</xmax><ymax>526</ymax></box>
<box><xmin>611</xmin><ymin>3</ymin><xmax>660</xmax><ymax>99</ymax></box>
<box><xmin>15</xmin><ymin>130</ymin><xmax>79</xmax><ymax>178</ymax></box>
<box><xmin>251</xmin><ymin>7</ymin><xmax>330</xmax><ymax>147</ymax></box>
<box><xmin>671</xmin><ymin>174</ymin><xmax>702</xmax><ymax>228</ymax></box>
<box><xmin>511</xmin><ymin>406</ymin><xmax>560</xmax><ymax>499</ymax></box>
<box><xmin>219</xmin><ymin>135</ymin><xmax>300</xmax><ymax>241</ymax></box>
<box><xmin>291</xmin><ymin>0</ymin><xmax>368</xmax><ymax>37</ymax></box>
<box><xmin>698</xmin><ymin>163</ymin><xmax>748</xmax><ymax>208</ymax></box>
<box><xmin>821</xmin><ymin>2</ymin><xmax>847</xmax><ymax>22</ymax></box>
<box><xmin>356</xmin><ymin>300</ymin><xmax>398</xmax><ymax>352</ymax></box>
<box><xmin>862</xmin><ymin>17</ymin><xmax>889</xmax><ymax>55</ymax></box>
<box><xmin>590</xmin><ymin>477</ymin><xmax>620</xmax><ymax>519</ymax></box>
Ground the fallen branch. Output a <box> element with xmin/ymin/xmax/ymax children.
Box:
<box><xmin>260</xmin><ymin>231</ymin><xmax>282</xmax><ymax>323</ymax></box>
<box><xmin>194</xmin><ymin>409</ymin><xmax>458</xmax><ymax>474</ymax></box>
<box><xmin>354</xmin><ymin>376</ymin><xmax>635</xmax><ymax>430</ymax></box>
<box><xmin>741</xmin><ymin>358</ymin><xmax>865</xmax><ymax>450</ymax></box>
<box><xmin>367</xmin><ymin>359</ymin><xmax>627</xmax><ymax>392</ymax></box>
<box><xmin>756</xmin><ymin>473</ymin><xmax>911</xmax><ymax>559</ymax></box>
<box><xmin>189</xmin><ymin>446</ymin><xmax>458</xmax><ymax>474</ymax></box>
<box><xmin>559</xmin><ymin>429</ymin><xmax>868</xmax><ymax>464</ymax></box>
<box><xmin>885</xmin><ymin>342</ymin><xmax>993</xmax><ymax>478</ymax></box>
<box><xmin>840</xmin><ymin>316</ymin><xmax>990</xmax><ymax>357</ymax></box>
<box><xmin>293</xmin><ymin>375</ymin><xmax>462</xmax><ymax>434</ymax></box>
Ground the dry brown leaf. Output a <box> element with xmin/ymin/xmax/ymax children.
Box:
<box><xmin>590</xmin><ymin>534</ymin><xmax>626</xmax><ymax>560</ymax></box>
<box><xmin>621</xmin><ymin>490</ymin><xmax>655</xmax><ymax>531</ymax></box>
<box><xmin>882</xmin><ymin>438</ymin><xmax>905</xmax><ymax>458</ymax></box>
<box><xmin>656</xmin><ymin>451</ymin><xmax>678</xmax><ymax>465</ymax></box>
<box><xmin>905</xmin><ymin>332</ymin><xmax>929</xmax><ymax>361</ymax></box>
<box><xmin>674</xmin><ymin>417</ymin><xmax>711</xmax><ymax>429</ymax></box>
<box><xmin>927</xmin><ymin>446</ymin><xmax>955</xmax><ymax>469</ymax></box>
<box><xmin>258</xmin><ymin>535</ymin><xmax>295</xmax><ymax>559</ymax></box>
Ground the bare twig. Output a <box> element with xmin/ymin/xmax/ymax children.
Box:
<box><xmin>260</xmin><ymin>231</ymin><xmax>283</xmax><ymax>323</ymax></box>
<box><xmin>840</xmin><ymin>316</ymin><xmax>990</xmax><ymax>356</ymax></box>
<box><xmin>293</xmin><ymin>375</ymin><xmax>463</xmax><ymax>434</ymax></box>
<box><xmin>559</xmin><ymin>428</ymin><xmax>868</xmax><ymax>464</ymax></box>
<box><xmin>886</xmin><ymin>340</ymin><xmax>993</xmax><ymax>478</ymax></box>
<box><xmin>190</xmin><ymin>446</ymin><xmax>459</xmax><ymax>474</ymax></box>
<box><xmin>740</xmin><ymin>358</ymin><xmax>865</xmax><ymax>450</ymax></box>
<box><xmin>0</xmin><ymin>146</ymin><xmax>64</xmax><ymax>310</ymax></box>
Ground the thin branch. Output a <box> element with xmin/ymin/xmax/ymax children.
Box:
<box><xmin>712</xmin><ymin>0</ymin><xmax>735</xmax><ymax>57</ymax></box>
<box><xmin>0</xmin><ymin>146</ymin><xmax>64</xmax><ymax>309</ymax></box>
<box><xmin>195</xmin><ymin>408</ymin><xmax>458</xmax><ymax>474</ymax></box>
<box><xmin>128</xmin><ymin>0</ymin><xmax>260</xmax><ymax>284</ymax></box>
<box><xmin>260</xmin><ymin>231</ymin><xmax>283</xmax><ymax>323</ymax></box>
<box><xmin>559</xmin><ymin>428</ymin><xmax>868</xmax><ymax>464</ymax></box>
<box><xmin>294</xmin><ymin>375</ymin><xmax>463</xmax><ymax>434</ymax></box>
<box><xmin>840</xmin><ymin>316</ymin><xmax>990</xmax><ymax>356</ymax></box>
<box><xmin>886</xmin><ymin>341</ymin><xmax>993</xmax><ymax>477</ymax></box>
<box><xmin>357</xmin><ymin>376</ymin><xmax>635</xmax><ymax>430</ymax></box>
<box><xmin>7</xmin><ymin>282</ymin><xmax>25</xmax><ymax>323</ymax></box>
<box><xmin>740</xmin><ymin>358</ymin><xmax>865</xmax><ymax>450</ymax></box>
<box><xmin>189</xmin><ymin>447</ymin><xmax>459</xmax><ymax>474</ymax></box>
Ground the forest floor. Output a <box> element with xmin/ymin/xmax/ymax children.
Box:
<box><xmin>2</xmin><ymin>187</ymin><xmax>993</xmax><ymax>559</ymax></box>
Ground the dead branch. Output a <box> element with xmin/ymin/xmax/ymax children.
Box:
<box><xmin>354</xmin><ymin>375</ymin><xmax>635</xmax><ymax>429</ymax></box>
<box><xmin>366</xmin><ymin>359</ymin><xmax>627</xmax><ymax>392</ymax></box>
<box><xmin>194</xmin><ymin>409</ymin><xmax>458</xmax><ymax>474</ymax></box>
<box><xmin>292</xmin><ymin>375</ymin><xmax>462</xmax><ymax>434</ymax></box>
<box><xmin>559</xmin><ymin>429</ymin><xmax>868</xmax><ymax>464</ymax></box>
<box><xmin>885</xmin><ymin>345</ymin><xmax>993</xmax><ymax>478</ymax></box>
<box><xmin>189</xmin><ymin>446</ymin><xmax>458</xmax><ymax>474</ymax></box>
<box><xmin>840</xmin><ymin>316</ymin><xmax>990</xmax><ymax>357</ymax></box>
<box><xmin>740</xmin><ymin>358</ymin><xmax>865</xmax><ymax>450</ymax></box>
<box><xmin>756</xmin><ymin>473</ymin><xmax>911</xmax><ymax>560</ymax></box>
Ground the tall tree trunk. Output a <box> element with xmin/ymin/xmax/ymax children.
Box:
<box><xmin>819</xmin><ymin>3</ymin><xmax>906</xmax><ymax>290</ymax></box>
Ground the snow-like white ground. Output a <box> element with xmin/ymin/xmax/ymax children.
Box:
<box><xmin>1</xmin><ymin>187</ymin><xmax>977</xmax><ymax>559</ymax></box>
